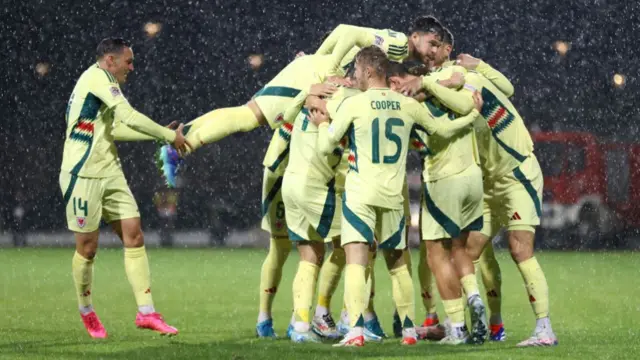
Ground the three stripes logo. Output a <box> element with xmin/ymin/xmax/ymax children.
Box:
<box><xmin>510</xmin><ymin>212</ymin><xmax>522</xmax><ymax>221</ymax></box>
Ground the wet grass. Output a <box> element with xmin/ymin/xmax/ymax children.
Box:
<box><xmin>0</xmin><ymin>248</ymin><xmax>638</xmax><ymax>359</ymax></box>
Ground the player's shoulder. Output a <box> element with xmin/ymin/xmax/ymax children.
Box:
<box><xmin>83</xmin><ymin>63</ymin><xmax>118</xmax><ymax>85</ymax></box>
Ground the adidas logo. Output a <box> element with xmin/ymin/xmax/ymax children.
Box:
<box><xmin>510</xmin><ymin>212</ymin><xmax>522</xmax><ymax>220</ymax></box>
<box><xmin>264</xmin><ymin>287</ymin><xmax>277</xmax><ymax>294</ymax></box>
<box><xmin>144</xmin><ymin>288</ymin><xmax>151</xmax><ymax>294</ymax></box>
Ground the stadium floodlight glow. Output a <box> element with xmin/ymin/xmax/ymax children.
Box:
<box><xmin>554</xmin><ymin>41</ymin><xmax>570</xmax><ymax>56</ymax></box>
<box><xmin>613</xmin><ymin>73</ymin><xmax>625</xmax><ymax>87</ymax></box>
<box><xmin>248</xmin><ymin>54</ymin><xmax>264</xmax><ymax>70</ymax></box>
<box><xmin>144</xmin><ymin>22</ymin><xmax>162</xmax><ymax>37</ymax></box>
<box><xmin>35</xmin><ymin>62</ymin><xmax>50</xmax><ymax>77</ymax></box>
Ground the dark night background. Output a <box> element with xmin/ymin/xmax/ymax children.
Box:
<box><xmin>1</xmin><ymin>0</ymin><xmax>637</xmax><ymax>239</ymax></box>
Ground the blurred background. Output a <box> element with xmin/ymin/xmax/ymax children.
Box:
<box><xmin>1</xmin><ymin>0</ymin><xmax>638</xmax><ymax>249</ymax></box>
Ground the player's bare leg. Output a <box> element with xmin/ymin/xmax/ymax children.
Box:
<box><xmin>334</xmin><ymin>242</ymin><xmax>368</xmax><ymax>347</ymax></box>
<box><xmin>157</xmin><ymin>100</ymin><xmax>265</xmax><ymax>187</ymax></box>
<box><xmin>453</xmin><ymin>233</ymin><xmax>488</xmax><ymax>344</ymax></box>
<box><xmin>509</xmin><ymin>229</ymin><xmax>557</xmax><ymax>347</ymax></box>
<box><xmin>111</xmin><ymin>217</ymin><xmax>178</xmax><ymax>336</ymax></box>
<box><xmin>383</xmin><ymin>248</ymin><xmax>417</xmax><ymax>346</ymax></box>
<box><xmin>73</xmin><ymin>230</ymin><xmax>107</xmax><ymax>338</ymax></box>
<box><xmin>426</xmin><ymin>239</ymin><xmax>469</xmax><ymax>345</ymax></box>
<box><xmin>290</xmin><ymin>241</ymin><xmax>324</xmax><ymax>343</ymax></box>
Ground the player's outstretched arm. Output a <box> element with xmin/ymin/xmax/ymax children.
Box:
<box><xmin>456</xmin><ymin>54</ymin><xmax>514</xmax><ymax>97</ymax></box>
<box><xmin>421</xmin><ymin>75</ymin><xmax>475</xmax><ymax>116</ymax></box>
<box><xmin>475</xmin><ymin>61</ymin><xmax>514</xmax><ymax>97</ymax></box>
<box><xmin>113</xmin><ymin>121</ymin><xmax>180</xmax><ymax>142</ymax></box>
<box><xmin>112</xmin><ymin>124</ymin><xmax>155</xmax><ymax>141</ymax></box>
<box><xmin>411</xmin><ymin>95</ymin><xmax>480</xmax><ymax>139</ymax></box>
<box><xmin>318</xmin><ymin>25</ymin><xmax>376</xmax><ymax>76</ymax></box>
<box><xmin>114</xmin><ymin>102</ymin><xmax>176</xmax><ymax>143</ymax></box>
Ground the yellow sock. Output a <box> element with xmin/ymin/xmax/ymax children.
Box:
<box><xmin>124</xmin><ymin>246</ymin><xmax>154</xmax><ymax>308</ymax></box>
<box><xmin>292</xmin><ymin>261</ymin><xmax>320</xmax><ymax>327</ymax></box>
<box><xmin>478</xmin><ymin>244</ymin><xmax>502</xmax><ymax>322</ymax></box>
<box><xmin>418</xmin><ymin>241</ymin><xmax>437</xmax><ymax>314</ymax></box>
<box><xmin>403</xmin><ymin>247</ymin><xmax>413</xmax><ymax>277</ymax></box>
<box><xmin>390</xmin><ymin>264</ymin><xmax>415</xmax><ymax>328</ymax></box>
<box><xmin>518</xmin><ymin>257</ymin><xmax>549</xmax><ymax>319</ymax></box>
<box><xmin>259</xmin><ymin>237</ymin><xmax>292</xmax><ymax>318</ymax></box>
<box><xmin>461</xmin><ymin>274</ymin><xmax>480</xmax><ymax>300</ymax></box>
<box><xmin>317</xmin><ymin>247</ymin><xmax>345</xmax><ymax>309</ymax></box>
<box><xmin>345</xmin><ymin>264</ymin><xmax>367</xmax><ymax>328</ymax></box>
<box><xmin>364</xmin><ymin>251</ymin><xmax>376</xmax><ymax>314</ymax></box>
<box><xmin>72</xmin><ymin>251</ymin><xmax>93</xmax><ymax>309</ymax></box>
<box><xmin>442</xmin><ymin>298</ymin><xmax>465</xmax><ymax>325</ymax></box>
<box><xmin>185</xmin><ymin>106</ymin><xmax>259</xmax><ymax>152</ymax></box>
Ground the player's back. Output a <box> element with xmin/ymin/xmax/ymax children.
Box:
<box><xmin>287</xmin><ymin>86</ymin><xmax>359</xmax><ymax>184</ymax></box>
<box><xmin>412</xmin><ymin>66</ymin><xmax>478</xmax><ymax>181</ymax></box>
<box><xmin>465</xmin><ymin>72</ymin><xmax>534</xmax><ymax>180</ymax></box>
<box><xmin>343</xmin><ymin>89</ymin><xmax>417</xmax><ymax>210</ymax></box>
<box><xmin>61</xmin><ymin>64</ymin><xmax>125</xmax><ymax>178</ymax></box>
<box><xmin>263</xmin><ymin>55</ymin><xmax>333</xmax><ymax>94</ymax></box>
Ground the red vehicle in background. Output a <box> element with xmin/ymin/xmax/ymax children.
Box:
<box><xmin>532</xmin><ymin>131</ymin><xmax>640</xmax><ymax>244</ymax></box>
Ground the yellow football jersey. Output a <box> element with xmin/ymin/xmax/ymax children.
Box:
<box><xmin>317</xmin><ymin>88</ymin><xmax>478</xmax><ymax>209</ymax></box>
<box><xmin>316</xmin><ymin>25</ymin><xmax>409</xmax><ymax>76</ymax></box>
<box><xmin>286</xmin><ymin>86</ymin><xmax>360</xmax><ymax>185</ymax></box>
<box><xmin>464</xmin><ymin>72</ymin><xmax>534</xmax><ymax>180</ymax></box>
<box><xmin>61</xmin><ymin>63</ymin><xmax>128</xmax><ymax>178</ymax></box>
<box><xmin>411</xmin><ymin>66</ymin><xmax>479</xmax><ymax>181</ymax></box>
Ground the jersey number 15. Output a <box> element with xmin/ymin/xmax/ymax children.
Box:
<box><xmin>371</xmin><ymin>117</ymin><xmax>404</xmax><ymax>164</ymax></box>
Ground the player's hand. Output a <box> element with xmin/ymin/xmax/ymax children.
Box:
<box><xmin>456</xmin><ymin>54</ymin><xmax>481</xmax><ymax>70</ymax></box>
<box><xmin>326</xmin><ymin>76</ymin><xmax>352</xmax><ymax>87</ymax></box>
<box><xmin>412</xmin><ymin>92</ymin><xmax>429</xmax><ymax>103</ymax></box>
<box><xmin>398</xmin><ymin>76</ymin><xmax>423</xmax><ymax>97</ymax></box>
<box><xmin>308</xmin><ymin>109</ymin><xmax>329</xmax><ymax>127</ymax></box>
<box><xmin>295</xmin><ymin>51</ymin><xmax>306</xmax><ymax>58</ymax></box>
<box><xmin>309</xmin><ymin>83</ymin><xmax>338</xmax><ymax>97</ymax></box>
<box><xmin>472</xmin><ymin>91</ymin><xmax>484</xmax><ymax>111</ymax></box>
<box><xmin>439</xmin><ymin>72</ymin><xmax>465</xmax><ymax>89</ymax></box>
<box><xmin>172</xmin><ymin>123</ymin><xmax>192</xmax><ymax>156</ymax></box>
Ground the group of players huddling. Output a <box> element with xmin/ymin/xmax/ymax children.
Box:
<box><xmin>60</xmin><ymin>15</ymin><xmax>557</xmax><ymax>348</ymax></box>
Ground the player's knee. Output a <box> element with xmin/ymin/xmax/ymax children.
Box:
<box><xmin>125</xmin><ymin>229</ymin><xmax>144</xmax><ymax>248</ymax></box>
<box><xmin>508</xmin><ymin>231</ymin><xmax>534</xmax><ymax>263</ymax></box>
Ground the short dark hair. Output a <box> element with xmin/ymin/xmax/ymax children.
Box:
<box><xmin>409</xmin><ymin>15</ymin><xmax>445</xmax><ymax>40</ymax></box>
<box><xmin>96</xmin><ymin>38</ymin><xmax>131</xmax><ymax>59</ymax></box>
<box><xmin>442</xmin><ymin>27</ymin><xmax>454</xmax><ymax>47</ymax></box>
<box><xmin>387</xmin><ymin>61</ymin><xmax>430</xmax><ymax>78</ymax></box>
<box><xmin>345</xmin><ymin>61</ymin><xmax>356</xmax><ymax>80</ymax></box>
<box><xmin>355</xmin><ymin>46</ymin><xmax>390</xmax><ymax>79</ymax></box>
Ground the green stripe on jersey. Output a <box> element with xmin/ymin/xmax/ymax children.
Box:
<box><xmin>254</xmin><ymin>86</ymin><xmax>301</xmax><ymax>98</ymax></box>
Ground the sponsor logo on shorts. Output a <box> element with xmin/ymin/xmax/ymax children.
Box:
<box><xmin>109</xmin><ymin>86</ymin><xmax>121</xmax><ymax>97</ymax></box>
<box><xmin>76</xmin><ymin>217</ymin><xmax>86</xmax><ymax>228</ymax></box>
<box><xmin>275</xmin><ymin>219</ymin><xmax>284</xmax><ymax>230</ymax></box>
<box><xmin>510</xmin><ymin>212</ymin><xmax>522</xmax><ymax>221</ymax></box>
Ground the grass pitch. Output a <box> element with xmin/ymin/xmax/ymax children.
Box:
<box><xmin>0</xmin><ymin>248</ymin><xmax>638</xmax><ymax>359</ymax></box>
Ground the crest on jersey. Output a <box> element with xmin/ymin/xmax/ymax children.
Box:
<box><xmin>374</xmin><ymin>35</ymin><xmax>384</xmax><ymax>46</ymax></box>
<box><xmin>76</xmin><ymin>217</ymin><xmax>86</xmax><ymax>228</ymax></box>
<box><xmin>110</xmin><ymin>86</ymin><xmax>121</xmax><ymax>97</ymax></box>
